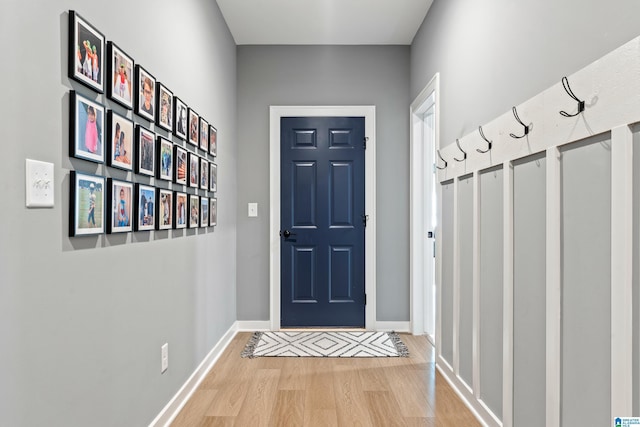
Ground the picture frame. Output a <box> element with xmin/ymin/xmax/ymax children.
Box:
<box><xmin>187</xmin><ymin>108</ymin><xmax>199</xmax><ymax>147</ymax></box>
<box><xmin>174</xmin><ymin>191</ymin><xmax>188</xmax><ymax>229</ymax></box>
<box><xmin>107</xmin><ymin>42</ymin><xmax>134</xmax><ymax>109</ymax></box>
<box><xmin>156</xmin><ymin>136</ymin><xmax>173</xmax><ymax>181</ymax></box>
<box><xmin>173</xmin><ymin>97</ymin><xmax>188</xmax><ymax>140</ymax></box>
<box><xmin>209</xmin><ymin>197</ymin><xmax>217</xmax><ymax>226</ymax></box>
<box><xmin>209</xmin><ymin>125</ymin><xmax>217</xmax><ymax>157</ymax></box>
<box><xmin>135</xmin><ymin>184</ymin><xmax>156</xmax><ymax>231</ymax></box>
<box><xmin>107</xmin><ymin>179</ymin><xmax>133</xmax><ymax>234</ymax></box>
<box><xmin>199</xmin><ymin>117</ymin><xmax>209</xmax><ymax>152</ymax></box>
<box><xmin>200</xmin><ymin>157</ymin><xmax>209</xmax><ymax>190</ymax></box>
<box><xmin>200</xmin><ymin>197</ymin><xmax>209</xmax><ymax>228</ymax></box>
<box><xmin>188</xmin><ymin>152</ymin><xmax>199</xmax><ymax>188</ymax></box>
<box><xmin>135</xmin><ymin>65</ymin><xmax>156</xmax><ymax>122</ymax></box>
<box><xmin>188</xmin><ymin>194</ymin><xmax>199</xmax><ymax>228</ymax></box>
<box><xmin>156</xmin><ymin>82</ymin><xmax>173</xmax><ymax>131</ymax></box>
<box><xmin>135</xmin><ymin>125</ymin><xmax>155</xmax><ymax>176</ymax></box>
<box><xmin>210</xmin><ymin>163</ymin><xmax>217</xmax><ymax>192</ymax></box>
<box><xmin>70</xmin><ymin>91</ymin><xmax>105</xmax><ymax>163</ymax></box>
<box><xmin>157</xmin><ymin>188</ymin><xmax>173</xmax><ymax>230</ymax></box>
<box><xmin>70</xmin><ymin>171</ymin><xmax>105</xmax><ymax>236</ymax></box>
<box><xmin>174</xmin><ymin>145</ymin><xmax>187</xmax><ymax>185</ymax></box>
<box><xmin>68</xmin><ymin>11</ymin><xmax>105</xmax><ymax>93</ymax></box>
<box><xmin>107</xmin><ymin>110</ymin><xmax>133</xmax><ymax>170</ymax></box>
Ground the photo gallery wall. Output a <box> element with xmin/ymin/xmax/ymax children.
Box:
<box><xmin>68</xmin><ymin>11</ymin><xmax>218</xmax><ymax>237</ymax></box>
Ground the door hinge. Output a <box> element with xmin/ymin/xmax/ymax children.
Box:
<box><xmin>363</xmin><ymin>137</ymin><xmax>369</xmax><ymax>149</ymax></box>
<box><xmin>362</xmin><ymin>214</ymin><xmax>369</xmax><ymax>227</ymax></box>
<box><xmin>364</xmin><ymin>293</ymin><xmax>367</xmax><ymax>305</ymax></box>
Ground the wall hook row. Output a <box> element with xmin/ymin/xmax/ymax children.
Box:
<box><xmin>454</xmin><ymin>139</ymin><xmax>467</xmax><ymax>162</ymax></box>
<box><xmin>476</xmin><ymin>126</ymin><xmax>492</xmax><ymax>153</ymax></box>
<box><xmin>436</xmin><ymin>149</ymin><xmax>447</xmax><ymax>170</ymax></box>
<box><xmin>559</xmin><ymin>76</ymin><xmax>585</xmax><ymax>117</ymax></box>
<box><xmin>509</xmin><ymin>106</ymin><xmax>530</xmax><ymax>139</ymax></box>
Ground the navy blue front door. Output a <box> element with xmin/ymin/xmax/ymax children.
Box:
<box><xmin>280</xmin><ymin>117</ymin><xmax>366</xmax><ymax>327</ymax></box>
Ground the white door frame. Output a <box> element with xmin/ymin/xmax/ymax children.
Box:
<box><xmin>269</xmin><ymin>106</ymin><xmax>377</xmax><ymax>331</ymax></box>
<box><xmin>410</xmin><ymin>73</ymin><xmax>440</xmax><ymax>337</ymax></box>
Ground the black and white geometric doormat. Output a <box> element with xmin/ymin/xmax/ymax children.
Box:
<box><xmin>241</xmin><ymin>331</ymin><xmax>409</xmax><ymax>358</ymax></box>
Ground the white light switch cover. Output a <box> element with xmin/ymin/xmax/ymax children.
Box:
<box><xmin>248</xmin><ymin>202</ymin><xmax>258</xmax><ymax>217</ymax></box>
<box><xmin>26</xmin><ymin>159</ymin><xmax>54</xmax><ymax>208</ymax></box>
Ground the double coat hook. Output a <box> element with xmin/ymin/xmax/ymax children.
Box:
<box><xmin>436</xmin><ymin>149</ymin><xmax>447</xmax><ymax>170</ymax></box>
<box><xmin>509</xmin><ymin>106</ymin><xmax>530</xmax><ymax>139</ymax></box>
<box><xmin>559</xmin><ymin>76</ymin><xmax>585</xmax><ymax>117</ymax></box>
<box><xmin>476</xmin><ymin>126</ymin><xmax>492</xmax><ymax>153</ymax></box>
<box><xmin>454</xmin><ymin>139</ymin><xmax>467</xmax><ymax>162</ymax></box>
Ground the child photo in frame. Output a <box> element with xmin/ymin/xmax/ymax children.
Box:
<box><xmin>200</xmin><ymin>197</ymin><xmax>208</xmax><ymax>228</ymax></box>
<box><xmin>210</xmin><ymin>163</ymin><xmax>217</xmax><ymax>192</ymax></box>
<box><xmin>174</xmin><ymin>146</ymin><xmax>187</xmax><ymax>185</ymax></box>
<box><xmin>108</xmin><ymin>179</ymin><xmax>133</xmax><ymax>233</ymax></box>
<box><xmin>135</xmin><ymin>184</ymin><xmax>156</xmax><ymax>231</ymax></box>
<box><xmin>188</xmin><ymin>108</ymin><xmax>199</xmax><ymax>146</ymax></box>
<box><xmin>156</xmin><ymin>83</ymin><xmax>173</xmax><ymax>131</ymax></box>
<box><xmin>188</xmin><ymin>194</ymin><xmax>199</xmax><ymax>228</ymax></box>
<box><xmin>70</xmin><ymin>91</ymin><xmax>105</xmax><ymax>163</ymax></box>
<box><xmin>199</xmin><ymin>117</ymin><xmax>209</xmax><ymax>151</ymax></box>
<box><xmin>210</xmin><ymin>198</ymin><xmax>217</xmax><ymax>226</ymax></box>
<box><xmin>174</xmin><ymin>191</ymin><xmax>187</xmax><ymax>229</ymax></box>
<box><xmin>188</xmin><ymin>152</ymin><xmax>199</xmax><ymax>188</ymax></box>
<box><xmin>107</xmin><ymin>111</ymin><xmax>133</xmax><ymax>170</ymax></box>
<box><xmin>157</xmin><ymin>137</ymin><xmax>173</xmax><ymax>181</ymax></box>
<box><xmin>157</xmin><ymin>189</ymin><xmax>173</xmax><ymax>230</ymax></box>
<box><xmin>174</xmin><ymin>97</ymin><xmax>188</xmax><ymax>140</ymax></box>
<box><xmin>70</xmin><ymin>171</ymin><xmax>105</xmax><ymax>236</ymax></box>
<box><xmin>107</xmin><ymin>42</ymin><xmax>133</xmax><ymax>109</ymax></box>
<box><xmin>136</xmin><ymin>125</ymin><xmax>155</xmax><ymax>176</ymax></box>
<box><xmin>209</xmin><ymin>125</ymin><xmax>217</xmax><ymax>157</ymax></box>
<box><xmin>200</xmin><ymin>158</ymin><xmax>209</xmax><ymax>190</ymax></box>
<box><xmin>68</xmin><ymin>11</ymin><xmax>104</xmax><ymax>93</ymax></box>
<box><xmin>135</xmin><ymin>65</ymin><xmax>155</xmax><ymax>122</ymax></box>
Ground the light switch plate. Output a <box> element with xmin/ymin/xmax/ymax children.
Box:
<box><xmin>248</xmin><ymin>202</ymin><xmax>258</xmax><ymax>217</ymax></box>
<box><xmin>26</xmin><ymin>159</ymin><xmax>54</xmax><ymax>208</ymax></box>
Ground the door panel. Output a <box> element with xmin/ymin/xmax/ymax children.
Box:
<box><xmin>281</xmin><ymin>116</ymin><xmax>365</xmax><ymax>327</ymax></box>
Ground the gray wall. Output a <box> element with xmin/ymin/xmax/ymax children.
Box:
<box><xmin>0</xmin><ymin>1</ymin><xmax>237</xmax><ymax>426</ymax></box>
<box><xmin>236</xmin><ymin>45</ymin><xmax>411</xmax><ymax>321</ymax></box>
<box><xmin>410</xmin><ymin>0</ymin><xmax>640</xmax><ymax>148</ymax></box>
<box><xmin>458</xmin><ymin>175</ymin><xmax>473</xmax><ymax>387</ymax></box>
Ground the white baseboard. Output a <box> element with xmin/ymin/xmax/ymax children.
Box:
<box><xmin>236</xmin><ymin>320</ymin><xmax>271</xmax><ymax>331</ymax></box>
<box><xmin>376</xmin><ymin>321</ymin><xmax>411</xmax><ymax>332</ymax></box>
<box><xmin>148</xmin><ymin>322</ymin><xmax>240</xmax><ymax>427</ymax></box>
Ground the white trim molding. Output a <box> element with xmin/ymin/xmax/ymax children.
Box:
<box><xmin>269</xmin><ymin>106</ymin><xmax>377</xmax><ymax>331</ymax></box>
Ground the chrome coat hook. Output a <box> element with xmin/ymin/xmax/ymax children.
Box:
<box><xmin>476</xmin><ymin>126</ymin><xmax>492</xmax><ymax>153</ymax></box>
<box><xmin>559</xmin><ymin>76</ymin><xmax>585</xmax><ymax>117</ymax></box>
<box><xmin>436</xmin><ymin>149</ymin><xmax>447</xmax><ymax>170</ymax></box>
<box><xmin>509</xmin><ymin>106</ymin><xmax>529</xmax><ymax>139</ymax></box>
<box><xmin>454</xmin><ymin>139</ymin><xmax>467</xmax><ymax>162</ymax></box>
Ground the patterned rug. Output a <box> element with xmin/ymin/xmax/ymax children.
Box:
<box><xmin>241</xmin><ymin>331</ymin><xmax>409</xmax><ymax>358</ymax></box>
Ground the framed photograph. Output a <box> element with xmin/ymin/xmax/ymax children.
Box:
<box><xmin>188</xmin><ymin>194</ymin><xmax>199</xmax><ymax>228</ymax></box>
<box><xmin>107</xmin><ymin>42</ymin><xmax>133</xmax><ymax>109</ymax></box>
<box><xmin>135</xmin><ymin>65</ymin><xmax>156</xmax><ymax>121</ymax></box>
<box><xmin>156</xmin><ymin>83</ymin><xmax>173</xmax><ymax>131</ymax></box>
<box><xmin>70</xmin><ymin>171</ymin><xmax>105</xmax><ymax>236</ymax></box>
<box><xmin>209</xmin><ymin>197</ymin><xmax>217</xmax><ymax>226</ymax></box>
<box><xmin>157</xmin><ymin>189</ymin><xmax>173</xmax><ymax>230</ymax></box>
<box><xmin>135</xmin><ymin>184</ymin><xmax>156</xmax><ymax>231</ymax></box>
<box><xmin>174</xmin><ymin>191</ymin><xmax>188</xmax><ymax>229</ymax></box>
<box><xmin>174</xmin><ymin>145</ymin><xmax>187</xmax><ymax>185</ymax></box>
<box><xmin>70</xmin><ymin>91</ymin><xmax>105</xmax><ymax>163</ymax></box>
<box><xmin>210</xmin><ymin>163</ymin><xmax>217</xmax><ymax>192</ymax></box>
<box><xmin>199</xmin><ymin>117</ymin><xmax>209</xmax><ymax>151</ymax></box>
<box><xmin>107</xmin><ymin>110</ymin><xmax>133</xmax><ymax>170</ymax></box>
<box><xmin>188</xmin><ymin>152</ymin><xmax>199</xmax><ymax>188</ymax></box>
<box><xmin>209</xmin><ymin>125</ymin><xmax>217</xmax><ymax>157</ymax></box>
<box><xmin>200</xmin><ymin>158</ymin><xmax>209</xmax><ymax>190</ymax></box>
<box><xmin>68</xmin><ymin>11</ymin><xmax>104</xmax><ymax>93</ymax></box>
<box><xmin>156</xmin><ymin>136</ymin><xmax>173</xmax><ymax>181</ymax></box>
<box><xmin>174</xmin><ymin>97</ymin><xmax>188</xmax><ymax>140</ymax></box>
<box><xmin>107</xmin><ymin>179</ymin><xmax>133</xmax><ymax>233</ymax></box>
<box><xmin>187</xmin><ymin>108</ymin><xmax>199</xmax><ymax>147</ymax></box>
<box><xmin>200</xmin><ymin>197</ymin><xmax>209</xmax><ymax>228</ymax></box>
<box><xmin>135</xmin><ymin>125</ymin><xmax>155</xmax><ymax>176</ymax></box>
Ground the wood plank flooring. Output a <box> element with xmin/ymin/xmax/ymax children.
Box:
<box><xmin>171</xmin><ymin>332</ymin><xmax>481</xmax><ymax>427</ymax></box>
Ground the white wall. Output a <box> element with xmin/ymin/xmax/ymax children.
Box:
<box><xmin>0</xmin><ymin>1</ymin><xmax>237</xmax><ymax>425</ymax></box>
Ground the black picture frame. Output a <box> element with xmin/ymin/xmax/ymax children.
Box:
<box><xmin>156</xmin><ymin>136</ymin><xmax>173</xmax><ymax>181</ymax></box>
<box><xmin>135</xmin><ymin>183</ymin><xmax>156</xmax><ymax>231</ymax></box>
<box><xmin>200</xmin><ymin>157</ymin><xmax>209</xmax><ymax>190</ymax></box>
<box><xmin>188</xmin><ymin>194</ymin><xmax>199</xmax><ymax>228</ymax></box>
<box><xmin>174</xmin><ymin>191</ymin><xmax>188</xmax><ymax>229</ymax></box>
<box><xmin>135</xmin><ymin>65</ymin><xmax>156</xmax><ymax>122</ymax></box>
<box><xmin>209</xmin><ymin>197</ymin><xmax>217</xmax><ymax>227</ymax></box>
<box><xmin>157</xmin><ymin>188</ymin><xmax>173</xmax><ymax>230</ymax></box>
<box><xmin>135</xmin><ymin>125</ymin><xmax>155</xmax><ymax>176</ymax></box>
<box><xmin>174</xmin><ymin>97</ymin><xmax>188</xmax><ymax>140</ymax></box>
<box><xmin>187</xmin><ymin>108</ymin><xmax>199</xmax><ymax>147</ymax></box>
<box><xmin>200</xmin><ymin>197</ymin><xmax>209</xmax><ymax>228</ymax></box>
<box><xmin>107</xmin><ymin>178</ymin><xmax>133</xmax><ymax>234</ymax></box>
<box><xmin>210</xmin><ymin>162</ymin><xmax>217</xmax><ymax>193</ymax></box>
<box><xmin>174</xmin><ymin>145</ymin><xmax>187</xmax><ymax>185</ymax></box>
<box><xmin>199</xmin><ymin>117</ymin><xmax>209</xmax><ymax>152</ymax></box>
<box><xmin>188</xmin><ymin>152</ymin><xmax>199</xmax><ymax>188</ymax></box>
<box><xmin>209</xmin><ymin>125</ymin><xmax>217</xmax><ymax>157</ymax></box>
<box><xmin>107</xmin><ymin>110</ymin><xmax>133</xmax><ymax>171</ymax></box>
<box><xmin>107</xmin><ymin>42</ymin><xmax>134</xmax><ymax>109</ymax></box>
<box><xmin>70</xmin><ymin>91</ymin><xmax>105</xmax><ymax>164</ymax></box>
<box><xmin>68</xmin><ymin>11</ymin><xmax>105</xmax><ymax>93</ymax></box>
<box><xmin>156</xmin><ymin>82</ymin><xmax>173</xmax><ymax>131</ymax></box>
<box><xmin>70</xmin><ymin>171</ymin><xmax>105</xmax><ymax>236</ymax></box>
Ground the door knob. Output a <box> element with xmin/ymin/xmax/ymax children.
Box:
<box><xmin>280</xmin><ymin>229</ymin><xmax>297</xmax><ymax>238</ymax></box>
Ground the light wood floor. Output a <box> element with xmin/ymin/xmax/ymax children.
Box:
<box><xmin>171</xmin><ymin>332</ymin><xmax>481</xmax><ymax>427</ymax></box>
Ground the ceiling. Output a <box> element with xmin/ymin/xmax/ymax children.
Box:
<box><xmin>216</xmin><ymin>0</ymin><xmax>434</xmax><ymax>45</ymax></box>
